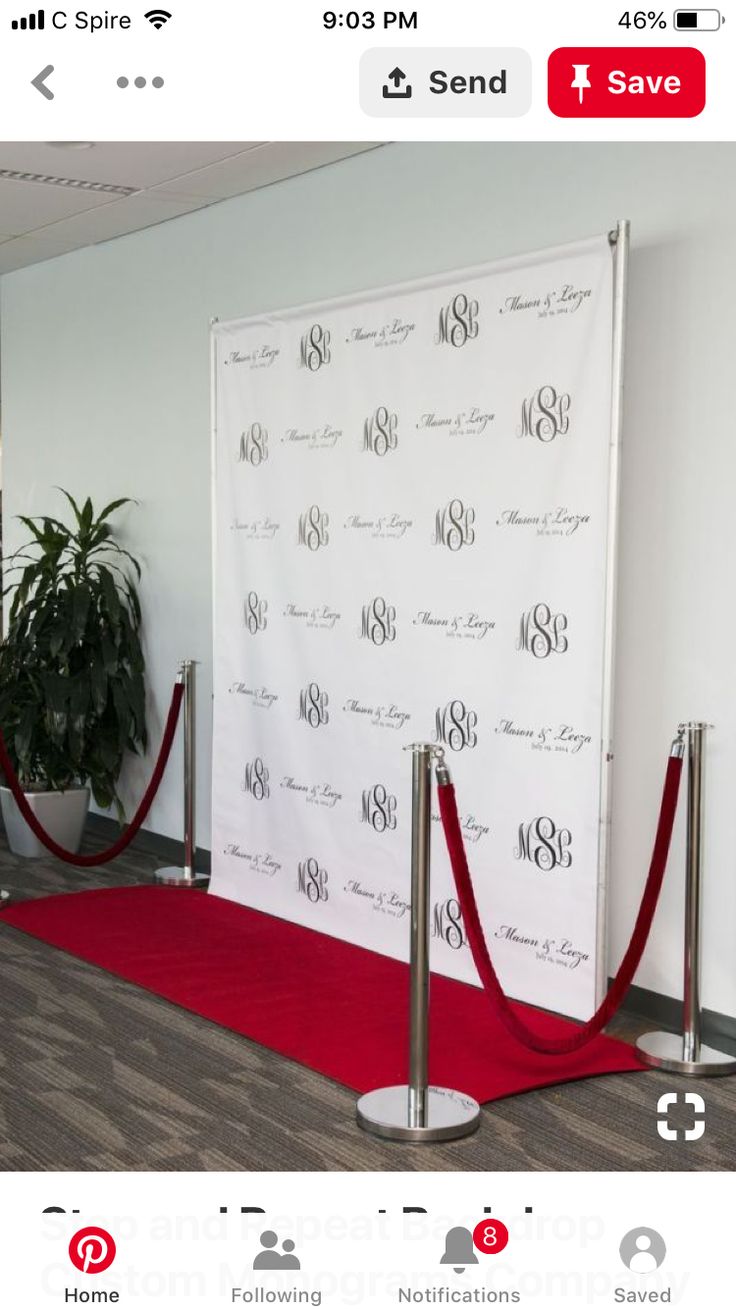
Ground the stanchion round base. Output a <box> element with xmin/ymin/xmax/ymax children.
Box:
<box><xmin>637</xmin><ymin>1030</ymin><xmax>736</xmax><ymax>1076</ymax></box>
<box><xmin>356</xmin><ymin>1085</ymin><xmax>481</xmax><ymax>1142</ymax></box>
<box><xmin>0</xmin><ymin>890</ymin><xmax>10</xmax><ymax>909</ymax></box>
<box><xmin>154</xmin><ymin>867</ymin><xmax>209</xmax><ymax>888</ymax></box>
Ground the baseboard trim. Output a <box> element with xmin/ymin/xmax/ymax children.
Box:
<box><xmin>87</xmin><ymin>814</ymin><xmax>211</xmax><ymax>876</ymax></box>
<box><xmin>89</xmin><ymin>813</ymin><xmax>736</xmax><ymax>1048</ymax></box>
<box><xmin>609</xmin><ymin>979</ymin><xmax>736</xmax><ymax>1057</ymax></box>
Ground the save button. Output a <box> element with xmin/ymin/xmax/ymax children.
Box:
<box><xmin>548</xmin><ymin>47</ymin><xmax>706</xmax><ymax>117</ymax></box>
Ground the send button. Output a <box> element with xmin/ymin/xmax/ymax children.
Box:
<box><xmin>361</xmin><ymin>48</ymin><xmax>532</xmax><ymax>117</ymax></box>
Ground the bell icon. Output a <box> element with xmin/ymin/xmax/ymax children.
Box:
<box><xmin>440</xmin><ymin>1226</ymin><xmax>478</xmax><ymax>1274</ymax></box>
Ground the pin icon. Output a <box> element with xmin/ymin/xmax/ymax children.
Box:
<box><xmin>571</xmin><ymin>63</ymin><xmax>591</xmax><ymax>103</ymax></box>
<box><xmin>69</xmin><ymin>1228</ymin><xmax>116</xmax><ymax>1275</ymax></box>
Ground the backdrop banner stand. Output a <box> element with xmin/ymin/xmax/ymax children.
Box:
<box><xmin>638</xmin><ymin>722</ymin><xmax>736</xmax><ymax>1076</ymax></box>
<box><xmin>356</xmin><ymin>743</ymin><xmax>481</xmax><ymax>1142</ymax></box>
<box><xmin>211</xmin><ymin>228</ymin><xmax>627</xmax><ymax>1021</ymax></box>
<box><xmin>156</xmin><ymin>661</ymin><xmax>208</xmax><ymax>888</ymax></box>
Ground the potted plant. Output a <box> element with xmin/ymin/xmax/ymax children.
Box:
<box><xmin>0</xmin><ymin>491</ymin><xmax>146</xmax><ymax>857</ymax></box>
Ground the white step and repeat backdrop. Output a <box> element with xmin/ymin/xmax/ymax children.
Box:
<box><xmin>210</xmin><ymin>235</ymin><xmax>618</xmax><ymax>1020</ymax></box>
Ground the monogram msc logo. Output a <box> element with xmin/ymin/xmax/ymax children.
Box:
<box><xmin>432</xmin><ymin>898</ymin><xmax>467</xmax><ymax>950</ymax></box>
<box><xmin>515</xmin><ymin>817</ymin><xmax>572</xmax><ymax>870</ymax></box>
<box><xmin>238</xmin><ymin>421</ymin><xmax>269</xmax><ymax>466</ymax></box>
<box><xmin>242</xmin><ymin>757</ymin><xmax>270</xmax><ymax>801</ymax></box>
<box><xmin>298</xmin><ymin>505</ymin><xmax>329</xmax><ymax>551</ymax></box>
<box><xmin>360</xmin><ymin>596</ymin><xmax>397</xmax><ymax>646</ymax></box>
<box><xmin>361</xmin><ymin>784</ymin><xmax>398</xmax><ymax>833</ymax></box>
<box><xmin>433</xmin><ymin>700</ymin><xmax>478</xmax><ymax>751</ymax></box>
<box><xmin>517</xmin><ymin>603</ymin><xmax>569</xmax><ymax>659</ymax></box>
<box><xmin>244</xmin><ymin>590</ymin><xmax>268</xmax><ymax>635</ymax></box>
<box><xmin>363</xmin><ymin>405</ymin><xmax>398</xmax><ymax>456</ymax></box>
<box><xmin>433</xmin><ymin>499</ymin><xmax>476</xmax><ymax>551</ymax></box>
<box><xmin>297</xmin><ymin>856</ymin><xmax>329</xmax><ymax>903</ymax></box>
<box><xmin>436</xmin><ymin>292</ymin><xmax>479</xmax><ymax>348</ymax></box>
<box><xmin>298</xmin><ymin>682</ymin><xmax>329</xmax><ymax>728</ymax></box>
<box><xmin>299</xmin><ymin>323</ymin><xmax>331</xmax><ymax>371</ymax></box>
<box><xmin>518</xmin><ymin>385</ymin><xmax>571</xmax><ymax>443</ymax></box>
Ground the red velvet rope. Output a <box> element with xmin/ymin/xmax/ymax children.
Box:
<box><xmin>437</xmin><ymin>751</ymin><xmax>683</xmax><ymax>1054</ymax></box>
<box><xmin>0</xmin><ymin>681</ymin><xmax>184</xmax><ymax>867</ymax></box>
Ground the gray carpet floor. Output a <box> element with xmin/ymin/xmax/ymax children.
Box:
<box><xmin>0</xmin><ymin>829</ymin><xmax>734</xmax><ymax>1172</ymax></box>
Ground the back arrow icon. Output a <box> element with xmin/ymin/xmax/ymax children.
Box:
<box><xmin>32</xmin><ymin>65</ymin><xmax>55</xmax><ymax>100</ymax></box>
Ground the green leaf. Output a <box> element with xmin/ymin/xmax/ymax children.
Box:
<box><xmin>111</xmin><ymin>681</ymin><xmax>131</xmax><ymax>750</ymax></box>
<box><xmin>97</xmin><ymin>497</ymin><xmax>134</xmax><ymax>525</ymax></box>
<box><xmin>90</xmin><ymin>656</ymin><xmax>108</xmax><ymax>716</ymax></box>
<box><xmin>100</xmin><ymin>569</ymin><xmax>121</xmax><ymax>625</ymax></box>
<box><xmin>14</xmin><ymin>708</ymin><xmax>36</xmax><ymax>769</ymax></box>
<box><xmin>72</xmin><ymin>582</ymin><xmax>92</xmax><ymax>642</ymax></box>
<box><xmin>100</xmin><ymin>631</ymin><xmax>118</xmax><ymax>674</ymax></box>
<box><xmin>55</xmin><ymin>488</ymin><xmax>83</xmax><ymax>528</ymax></box>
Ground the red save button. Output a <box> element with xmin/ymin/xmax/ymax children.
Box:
<box><xmin>548</xmin><ymin>47</ymin><xmax>705</xmax><ymax>117</ymax></box>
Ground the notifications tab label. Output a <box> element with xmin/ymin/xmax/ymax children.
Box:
<box><xmin>548</xmin><ymin>47</ymin><xmax>706</xmax><ymax>117</ymax></box>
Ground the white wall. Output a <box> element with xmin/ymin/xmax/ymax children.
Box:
<box><xmin>2</xmin><ymin>142</ymin><xmax>735</xmax><ymax>1018</ymax></box>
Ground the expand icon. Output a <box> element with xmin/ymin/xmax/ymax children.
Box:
<box><xmin>657</xmin><ymin>1091</ymin><xmax>706</xmax><ymax>1141</ymax></box>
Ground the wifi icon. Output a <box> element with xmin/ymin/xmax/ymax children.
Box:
<box><xmin>145</xmin><ymin>8</ymin><xmax>171</xmax><ymax>28</ymax></box>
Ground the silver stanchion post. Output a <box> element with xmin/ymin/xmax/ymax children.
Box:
<box><xmin>356</xmin><ymin>743</ymin><xmax>481</xmax><ymax>1141</ymax></box>
<box><xmin>155</xmin><ymin>660</ymin><xmax>208</xmax><ymax>887</ymax></box>
<box><xmin>638</xmin><ymin>722</ymin><xmax>736</xmax><ymax>1075</ymax></box>
<box><xmin>0</xmin><ymin>890</ymin><xmax>10</xmax><ymax>909</ymax></box>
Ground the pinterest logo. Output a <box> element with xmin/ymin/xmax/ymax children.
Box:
<box><xmin>69</xmin><ymin>1228</ymin><xmax>117</xmax><ymax>1275</ymax></box>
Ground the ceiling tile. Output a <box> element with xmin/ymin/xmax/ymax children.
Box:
<box><xmin>0</xmin><ymin>176</ymin><xmax>117</xmax><ymax>233</ymax></box>
<box><xmin>0</xmin><ymin>142</ymin><xmax>387</xmax><ymax>274</ymax></box>
<box><xmin>0</xmin><ymin>142</ymin><xmax>265</xmax><ymax>191</ymax></box>
<box><xmin>151</xmin><ymin>142</ymin><xmax>385</xmax><ymax>201</ymax></box>
<box><xmin>0</xmin><ymin>234</ymin><xmax>82</xmax><ymax>274</ymax></box>
<box><xmin>25</xmin><ymin>191</ymin><xmax>209</xmax><ymax>247</ymax></box>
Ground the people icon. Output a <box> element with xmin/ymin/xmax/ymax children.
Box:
<box><xmin>280</xmin><ymin>1239</ymin><xmax>300</xmax><ymax>1270</ymax></box>
<box><xmin>619</xmin><ymin>1227</ymin><xmax>666</xmax><ymax>1273</ymax></box>
<box><xmin>253</xmin><ymin>1231</ymin><xmax>301</xmax><ymax>1271</ymax></box>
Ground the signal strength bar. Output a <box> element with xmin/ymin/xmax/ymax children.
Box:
<box><xmin>11</xmin><ymin>8</ymin><xmax>46</xmax><ymax>28</ymax></box>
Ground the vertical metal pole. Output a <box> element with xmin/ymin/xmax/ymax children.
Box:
<box><xmin>408</xmin><ymin>744</ymin><xmax>432</xmax><ymax>1128</ymax></box>
<box><xmin>637</xmin><ymin>721</ymin><xmax>735</xmax><ymax>1074</ymax></box>
<box><xmin>595</xmin><ymin>218</ymin><xmax>630</xmax><ymax>1007</ymax></box>
<box><xmin>355</xmin><ymin>743</ymin><xmax>480</xmax><ymax>1139</ymax></box>
<box><xmin>183</xmin><ymin>660</ymin><xmax>196</xmax><ymax>879</ymax></box>
<box><xmin>155</xmin><ymin>660</ymin><xmax>207</xmax><ymax>887</ymax></box>
<box><xmin>683</xmin><ymin>722</ymin><xmax>705</xmax><ymax>1061</ymax></box>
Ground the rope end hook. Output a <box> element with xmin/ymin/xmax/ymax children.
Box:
<box><xmin>671</xmin><ymin>726</ymin><xmax>686</xmax><ymax>759</ymax></box>
<box><xmin>433</xmin><ymin>746</ymin><xmax>452</xmax><ymax>787</ymax></box>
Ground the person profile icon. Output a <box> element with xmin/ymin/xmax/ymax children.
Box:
<box><xmin>253</xmin><ymin>1230</ymin><xmax>301</xmax><ymax>1271</ymax></box>
<box><xmin>619</xmin><ymin>1227</ymin><xmax>666</xmax><ymax>1274</ymax></box>
<box><xmin>629</xmin><ymin>1235</ymin><xmax>658</xmax><ymax>1274</ymax></box>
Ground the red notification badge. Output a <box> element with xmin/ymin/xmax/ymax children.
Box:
<box><xmin>473</xmin><ymin>1218</ymin><xmax>510</xmax><ymax>1255</ymax></box>
<box><xmin>548</xmin><ymin>47</ymin><xmax>706</xmax><ymax>117</ymax></box>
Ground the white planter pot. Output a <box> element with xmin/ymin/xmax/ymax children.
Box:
<box><xmin>0</xmin><ymin>785</ymin><xmax>90</xmax><ymax>859</ymax></box>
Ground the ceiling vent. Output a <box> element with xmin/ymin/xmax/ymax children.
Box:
<box><xmin>0</xmin><ymin>169</ymin><xmax>137</xmax><ymax>196</ymax></box>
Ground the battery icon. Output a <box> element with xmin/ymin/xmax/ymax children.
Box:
<box><xmin>674</xmin><ymin>9</ymin><xmax>723</xmax><ymax>28</ymax></box>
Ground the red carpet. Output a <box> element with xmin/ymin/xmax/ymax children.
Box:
<box><xmin>1</xmin><ymin>887</ymin><xmax>643</xmax><ymax>1103</ymax></box>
